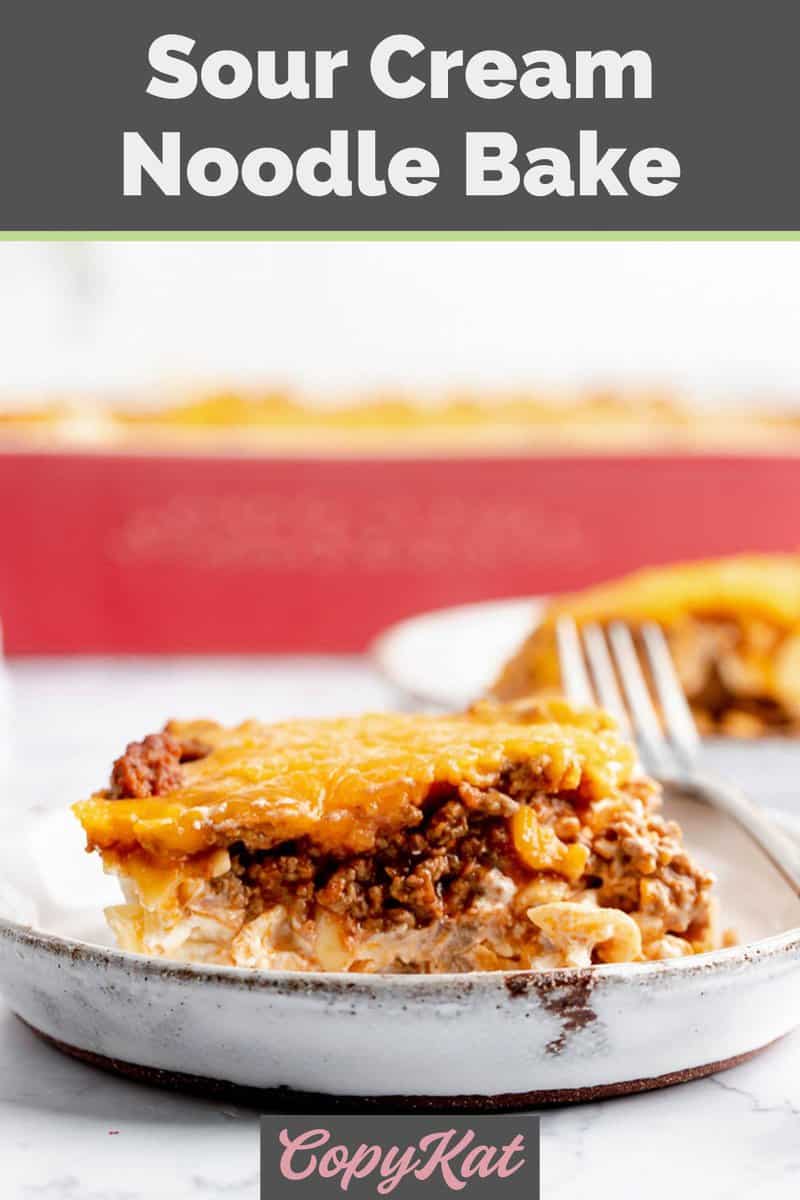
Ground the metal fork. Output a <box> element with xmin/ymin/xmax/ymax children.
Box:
<box><xmin>556</xmin><ymin>616</ymin><xmax>800</xmax><ymax>894</ymax></box>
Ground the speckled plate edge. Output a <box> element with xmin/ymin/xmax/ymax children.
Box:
<box><xmin>3</xmin><ymin>914</ymin><xmax>800</xmax><ymax>1109</ymax></box>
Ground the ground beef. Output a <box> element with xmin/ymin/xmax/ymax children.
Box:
<box><xmin>457</xmin><ymin>783</ymin><xmax>518</xmax><ymax>818</ymax></box>
<box><xmin>110</xmin><ymin>733</ymin><xmax>184</xmax><ymax>799</ymax></box>
<box><xmin>230</xmin><ymin>783</ymin><xmax>524</xmax><ymax>934</ymax></box>
<box><xmin>315</xmin><ymin>861</ymin><xmax>388</xmax><ymax>923</ymax></box>
<box><xmin>211</xmin><ymin>769</ymin><xmax>718</xmax><ymax>962</ymax></box>
<box><xmin>499</xmin><ymin>764</ymin><xmax>586</xmax><ymax>839</ymax></box>
<box><xmin>590</xmin><ymin>809</ymin><xmax>714</xmax><ymax>936</ymax></box>
<box><xmin>109</xmin><ymin>728</ymin><xmax>211</xmax><ymax>798</ymax></box>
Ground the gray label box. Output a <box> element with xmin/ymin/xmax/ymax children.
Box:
<box><xmin>1</xmin><ymin>0</ymin><xmax>799</xmax><ymax>230</ymax></box>
<box><xmin>260</xmin><ymin>1114</ymin><xmax>540</xmax><ymax>1198</ymax></box>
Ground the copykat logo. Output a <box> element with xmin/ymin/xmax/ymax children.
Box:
<box><xmin>260</xmin><ymin>1115</ymin><xmax>540</xmax><ymax>1198</ymax></box>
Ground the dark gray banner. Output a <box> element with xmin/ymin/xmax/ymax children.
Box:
<box><xmin>260</xmin><ymin>1114</ymin><xmax>540</xmax><ymax>1198</ymax></box>
<box><xmin>0</xmin><ymin>0</ymin><xmax>797</xmax><ymax>230</ymax></box>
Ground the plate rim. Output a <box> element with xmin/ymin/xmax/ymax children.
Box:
<box><xmin>370</xmin><ymin>594</ymin><xmax>546</xmax><ymax>708</ymax></box>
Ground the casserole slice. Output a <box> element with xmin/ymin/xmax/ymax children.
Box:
<box><xmin>74</xmin><ymin>700</ymin><xmax>720</xmax><ymax>972</ymax></box>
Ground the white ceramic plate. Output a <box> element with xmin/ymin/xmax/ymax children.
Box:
<box><xmin>1</xmin><ymin>794</ymin><xmax>799</xmax><ymax>1109</ymax></box>
<box><xmin>371</xmin><ymin>597</ymin><xmax>544</xmax><ymax>710</ymax></box>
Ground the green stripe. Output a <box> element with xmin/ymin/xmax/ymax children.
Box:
<box><xmin>0</xmin><ymin>230</ymin><xmax>799</xmax><ymax>241</ymax></box>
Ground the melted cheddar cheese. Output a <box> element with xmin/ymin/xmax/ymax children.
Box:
<box><xmin>73</xmin><ymin>700</ymin><xmax>634</xmax><ymax>861</ymax></box>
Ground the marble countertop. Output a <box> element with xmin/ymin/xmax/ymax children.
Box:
<box><xmin>2</xmin><ymin>657</ymin><xmax>799</xmax><ymax>1200</ymax></box>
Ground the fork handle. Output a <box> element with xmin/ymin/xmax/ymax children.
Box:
<box><xmin>680</xmin><ymin>772</ymin><xmax>800</xmax><ymax>896</ymax></box>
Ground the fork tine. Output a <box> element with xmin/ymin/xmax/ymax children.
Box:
<box><xmin>582</xmin><ymin>623</ymin><xmax>631</xmax><ymax>735</ymax></box>
<box><xmin>640</xmin><ymin>622</ymin><xmax>701</xmax><ymax>769</ymax></box>
<box><xmin>556</xmin><ymin>616</ymin><xmax>595</xmax><ymax>707</ymax></box>
<box><xmin>608</xmin><ymin>622</ymin><xmax>672</xmax><ymax>776</ymax></box>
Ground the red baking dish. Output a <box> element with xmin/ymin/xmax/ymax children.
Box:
<box><xmin>0</xmin><ymin>449</ymin><xmax>797</xmax><ymax>654</ymax></box>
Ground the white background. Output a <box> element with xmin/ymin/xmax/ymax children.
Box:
<box><xmin>1</xmin><ymin>240</ymin><xmax>798</xmax><ymax>404</ymax></box>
